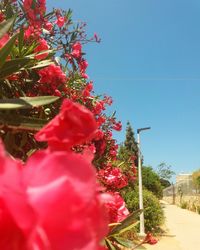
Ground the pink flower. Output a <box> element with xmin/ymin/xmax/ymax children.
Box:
<box><xmin>0</xmin><ymin>12</ymin><xmax>5</xmax><ymax>22</ymax></box>
<box><xmin>34</xmin><ymin>39</ymin><xmax>49</xmax><ymax>60</ymax></box>
<box><xmin>38</xmin><ymin>64</ymin><xmax>66</xmax><ymax>90</ymax></box>
<box><xmin>94</xmin><ymin>33</ymin><xmax>100</xmax><ymax>42</ymax></box>
<box><xmin>79</xmin><ymin>59</ymin><xmax>88</xmax><ymax>74</ymax></box>
<box><xmin>96</xmin><ymin>116</ymin><xmax>106</xmax><ymax>126</ymax></box>
<box><xmin>143</xmin><ymin>233</ymin><xmax>158</xmax><ymax>245</ymax></box>
<box><xmin>0</xmin><ymin>142</ymin><xmax>108</xmax><ymax>249</ymax></box>
<box><xmin>55</xmin><ymin>16</ymin><xmax>65</xmax><ymax>27</ymax></box>
<box><xmin>98</xmin><ymin>166</ymin><xmax>128</xmax><ymax>190</ymax></box>
<box><xmin>23</xmin><ymin>0</ymin><xmax>46</xmax><ymax>26</ymax></box>
<box><xmin>112</xmin><ymin>121</ymin><xmax>122</xmax><ymax>131</ymax></box>
<box><xmin>44</xmin><ymin>21</ymin><xmax>53</xmax><ymax>31</ymax></box>
<box><xmin>0</xmin><ymin>34</ymin><xmax>9</xmax><ymax>48</ymax></box>
<box><xmin>71</xmin><ymin>42</ymin><xmax>82</xmax><ymax>59</ymax></box>
<box><xmin>103</xmin><ymin>192</ymin><xmax>129</xmax><ymax>223</ymax></box>
<box><xmin>72</xmin><ymin>42</ymin><xmax>82</xmax><ymax>51</ymax></box>
<box><xmin>35</xmin><ymin>99</ymin><xmax>98</xmax><ymax>150</ymax></box>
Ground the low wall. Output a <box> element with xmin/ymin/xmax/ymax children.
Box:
<box><xmin>163</xmin><ymin>194</ymin><xmax>200</xmax><ymax>207</ymax></box>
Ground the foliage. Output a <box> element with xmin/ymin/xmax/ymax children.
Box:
<box><xmin>180</xmin><ymin>201</ymin><xmax>188</xmax><ymax>209</ymax></box>
<box><xmin>116</xmin><ymin>122</ymin><xmax>138</xmax><ymax>188</ymax></box>
<box><xmin>142</xmin><ymin>166</ymin><xmax>163</xmax><ymax>199</ymax></box>
<box><xmin>197</xmin><ymin>205</ymin><xmax>200</xmax><ymax>214</ymax></box>
<box><xmin>160</xmin><ymin>178</ymin><xmax>171</xmax><ymax>189</ymax></box>
<box><xmin>124</xmin><ymin>122</ymin><xmax>138</xmax><ymax>157</ymax></box>
<box><xmin>105</xmin><ymin>209</ymin><xmax>145</xmax><ymax>250</ymax></box>
<box><xmin>118</xmin><ymin>121</ymin><xmax>138</xmax><ymax>164</ymax></box>
<box><xmin>156</xmin><ymin>162</ymin><xmax>175</xmax><ymax>184</ymax></box>
<box><xmin>122</xmin><ymin>187</ymin><xmax>164</xmax><ymax>233</ymax></box>
<box><xmin>192</xmin><ymin>169</ymin><xmax>200</xmax><ymax>192</ymax></box>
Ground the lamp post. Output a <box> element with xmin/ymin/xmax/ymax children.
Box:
<box><xmin>137</xmin><ymin>127</ymin><xmax>151</xmax><ymax>236</ymax></box>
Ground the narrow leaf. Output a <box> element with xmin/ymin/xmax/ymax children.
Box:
<box><xmin>18</xmin><ymin>28</ymin><xmax>24</xmax><ymax>56</ymax></box>
<box><xmin>0</xmin><ymin>33</ymin><xmax>18</xmax><ymax>68</ymax></box>
<box><xmin>29</xmin><ymin>59</ymin><xmax>54</xmax><ymax>69</ymax></box>
<box><xmin>0</xmin><ymin>96</ymin><xmax>59</xmax><ymax>109</ymax></box>
<box><xmin>0</xmin><ymin>114</ymin><xmax>47</xmax><ymax>131</ymax></box>
<box><xmin>0</xmin><ymin>58</ymin><xmax>33</xmax><ymax>79</ymax></box>
<box><xmin>109</xmin><ymin>209</ymin><xmax>142</xmax><ymax>235</ymax></box>
<box><xmin>0</xmin><ymin>17</ymin><xmax>15</xmax><ymax>39</ymax></box>
<box><xmin>112</xmin><ymin>237</ymin><xmax>137</xmax><ymax>248</ymax></box>
<box><xmin>105</xmin><ymin>239</ymin><xmax>117</xmax><ymax>250</ymax></box>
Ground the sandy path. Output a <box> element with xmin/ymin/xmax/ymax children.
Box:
<box><xmin>145</xmin><ymin>203</ymin><xmax>200</xmax><ymax>250</ymax></box>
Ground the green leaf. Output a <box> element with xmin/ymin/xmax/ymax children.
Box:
<box><xmin>0</xmin><ymin>114</ymin><xmax>47</xmax><ymax>131</ymax></box>
<box><xmin>29</xmin><ymin>59</ymin><xmax>54</xmax><ymax>69</ymax></box>
<box><xmin>134</xmin><ymin>245</ymin><xmax>146</xmax><ymax>250</ymax></box>
<box><xmin>0</xmin><ymin>96</ymin><xmax>59</xmax><ymax>109</ymax></box>
<box><xmin>0</xmin><ymin>58</ymin><xmax>33</xmax><ymax>79</ymax></box>
<box><xmin>109</xmin><ymin>209</ymin><xmax>142</xmax><ymax>235</ymax></box>
<box><xmin>18</xmin><ymin>28</ymin><xmax>24</xmax><ymax>56</ymax></box>
<box><xmin>5</xmin><ymin>4</ymin><xmax>15</xmax><ymax>19</ymax></box>
<box><xmin>0</xmin><ymin>33</ymin><xmax>18</xmax><ymax>68</ymax></box>
<box><xmin>105</xmin><ymin>239</ymin><xmax>117</xmax><ymax>250</ymax></box>
<box><xmin>112</xmin><ymin>236</ymin><xmax>137</xmax><ymax>248</ymax></box>
<box><xmin>0</xmin><ymin>17</ymin><xmax>15</xmax><ymax>39</ymax></box>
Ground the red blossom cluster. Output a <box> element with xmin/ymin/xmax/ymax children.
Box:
<box><xmin>65</xmin><ymin>42</ymin><xmax>89</xmax><ymax>78</ymax></box>
<box><xmin>34</xmin><ymin>39</ymin><xmax>49</xmax><ymax>60</ymax></box>
<box><xmin>38</xmin><ymin>64</ymin><xmax>67</xmax><ymax>95</ymax></box>
<box><xmin>103</xmin><ymin>192</ymin><xmax>129</xmax><ymax>223</ymax></box>
<box><xmin>23</xmin><ymin>0</ymin><xmax>46</xmax><ymax>27</ymax></box>
<box><xmin>0</xmin><ymin>1</ymin><xmax>134</xmax><ymax>248</ymax></box>
<box><xmin>98</xmin><ymin>165</ymin><xmax>128</xmax><ymax>190</ymax></box>
<box><xmin>0</xmin><ymin>99</ymin><xmax>109</xmax><ymax>250</ymax></box>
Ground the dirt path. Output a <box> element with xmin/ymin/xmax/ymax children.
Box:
<box><xmin>144</xmin><ymin>202</ymin><xmax>200</xmax><ymax>250</ymax></box>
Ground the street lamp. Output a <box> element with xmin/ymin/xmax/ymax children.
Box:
<box><xmin>137</xmin><ymin>127</ymin><xmax>151</xmax><ymax>236</ymax></box>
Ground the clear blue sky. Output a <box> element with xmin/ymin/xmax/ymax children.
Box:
<box><xmin>48</xmin><ymin>0</ymin><xmax>200</xmax><ymax>179</ymax></box>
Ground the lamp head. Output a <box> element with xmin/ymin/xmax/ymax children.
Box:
<box><xmin>137</xmin><ymin>127</ymin><xmax>151</xmax><ymax>134</ymax></box>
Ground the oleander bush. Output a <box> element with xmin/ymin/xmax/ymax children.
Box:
<box><xmin>0</xmin><ymin>1</ymin><xmax>148</xmax><ymax>249</ymax></box>
<box><xmin>122</xmin><ymin>187</ymin><xmax>164</xmax><ymax>233</ymax></box>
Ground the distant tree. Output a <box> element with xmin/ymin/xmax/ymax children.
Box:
<box><xmin>142</xmin><ymin>166</ymin><xmax>163</xmax><ymax>198</ymax></box>
<box><xmin>159</xmin><ymin>178</ymin><xmax>171</xmax><ymax>189</ymax></box>
<box><xmin>124</xmin><ymin>121</ymin><xmax>138</xmax><ymax>158</ymax></box>
<box><xmin>192</xmin><ymin>169</ymin><xmax>200</xmax><ymax>193</ymax></box>
<box><xmin>118</xmin><ymin>122</ymin><xmax>138</xmax><ymax>166</ymax></box>
<box><xmin>117</xmin><ymin>122</ymin><xmax>138</xmax><ymax>187</ymax></box>
<box><xmin>156</xmin><ymin>162</ymin><xmax>175</xmax><ymax>182</ymax></box>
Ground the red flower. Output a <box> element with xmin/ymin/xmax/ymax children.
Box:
<box><xmin>0</xmin><ymin>142</ymin><xmax>108</xmax><ymax>250</ymax></box>
<box><xmin>0</xmin><ymin>34</ymin><xmax>9</xmax><ymax>49</ymax></box>
<box><xmin>98</xmin><ymin>166</ymin><xmax>128</xmax><ymax>190</ymax></box>
<box><xmin>38</xmin><ymin>64</ymin><xmax>66</xmax><ymax>90</ymax></box>
<box><xmin>71</xmin><ymin>42</ymin><xmax>82</xmax><ymax>59</ymax></box>
<box><xmin>34</xmin><ymin>39</ymin><xmax>49</xmax><ymax>60</ymax></box>
<box><xmin>103</xmin><ymin>192</ymin><xmax>129</xmax><ymax>223</ymax></box>
<box><xmin>79</xmin><ymin>59</ymin><xmax>88</xmax><ymax>73</ymax></box>
<box><xmin>112</xmin><ymin>121</ymin><xmax>122</xmax><ymax>131</ymax></box>
<box><xmin>23</xmin><ymin>0</ymin><xmax>46</xmax><ymax>26</ymax></box>
<box><xmin>55</xmin><ymin>16</ymin><xmax>65</xmax><ymax>27</ymax></box>
<box><xmin>35</xmin><ymin>99</ymin><xmax>98</xmax><ymax>150</ymax></box>
<box><xmin>44</xmin><ymin>21</ymin><xmax>53</xmax><ymax>31</ymax></box>
<box><xmin>143</xmin><ymin>233</ymin><xmax>158</xmax><ymax>245</ymax></box>
<box><xmin>72</xmin><ymin>42</ymin><xmax>82</xmax><ymax>51</ymax></box>
<box><xmin>0</xmin><ymin>12</ymin><xmax>5</xmax><ymax>22</ymax></box>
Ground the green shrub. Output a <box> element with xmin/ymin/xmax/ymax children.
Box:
<box><xmin>180</xmin><ymin>201</ymin><xmax>188</xmax><ymax>209</ymax></box>
<box><xmin>121</xmin><ymin>187</ymin><xmax>164</xmax><ymax>233</ymax></box>
<box><xmin>196</xmin><ymin>205</ymin><xmax>200</xmax><ymax>214</ymax></box>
